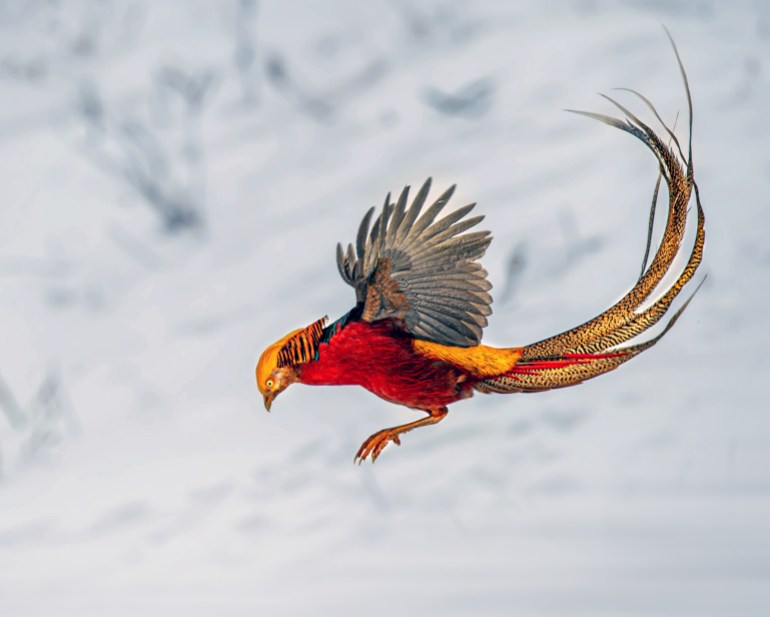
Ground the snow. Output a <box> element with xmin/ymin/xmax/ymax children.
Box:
<box><xmin>1</xmin><ymin>1</ymin><xmax>769</xmax><ymax>615</ymax></box>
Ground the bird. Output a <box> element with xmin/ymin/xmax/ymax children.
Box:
<box><xmin>256</xmin><ymin>33</ymin><xmax>705</xmax><ymax>463</ymax></box>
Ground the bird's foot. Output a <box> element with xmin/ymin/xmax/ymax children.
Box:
<box><xmin>354</xmin><ymin>429</ymin><xmax>402</xmax><ymax>464</ymax></box>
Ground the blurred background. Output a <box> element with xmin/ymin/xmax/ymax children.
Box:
<box><xmin>1</xmin><ymin>1</ymin><xmax>768</xmax><ymax>615</ymax></box>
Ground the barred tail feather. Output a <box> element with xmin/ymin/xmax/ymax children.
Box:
<box><xmin>478</xmin><ymin>32</ymin><xmax>704</xmax><ymax>395</ymax></box>
<box><xmin>478</xmin><ymin>277</ymin><xmax>703</xmax><ymax>393</ymax></box>
<box><xmin>476</xmin><ymin>351</ymin><xmax>635</xmax><ymax>393</ymax></box>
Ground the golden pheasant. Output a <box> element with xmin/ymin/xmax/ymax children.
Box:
<box><xmin>256</xmin><ymin>34</ymin><xmax>705</xmax><ymax>463</ymax></box>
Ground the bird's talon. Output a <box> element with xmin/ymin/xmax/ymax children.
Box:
<box><xmin>354</xmin><ymin>429</ymin><xmax>402</xmax><ymax>463</ymax></box>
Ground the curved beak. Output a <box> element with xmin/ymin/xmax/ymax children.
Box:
<box><xmin>263</xmin><ymin>392</ymin><xmax>275</xmax><ymax>412</ymax></box>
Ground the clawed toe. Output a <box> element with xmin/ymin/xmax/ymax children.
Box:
<box><xmin>354</xmin><ymin>430</ymin><xmax>401</xmax><ymax>464</ymax></box>
<box><xmin>352</xmin><ymin>407</ymin><xmax>446</xmax><ymax>464</ymax></box>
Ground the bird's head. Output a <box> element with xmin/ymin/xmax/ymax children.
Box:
<box><xmin>256</xmin><ymin>317</ymin><xmax>327</xmax><ymax>411</ymax></box>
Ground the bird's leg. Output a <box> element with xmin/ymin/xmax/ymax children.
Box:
<box><xmin>354</xmin><ymin>406</ymin><xmax>448</xmax><ymax>464</ymax></box>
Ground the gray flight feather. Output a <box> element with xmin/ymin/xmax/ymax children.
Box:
<box><xmin>335</xmin><ymin>178</ymin><xmax>493</xmax><ymax>346</ymax></box>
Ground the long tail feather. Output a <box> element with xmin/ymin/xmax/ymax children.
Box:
<box><xmin>479</xmin><ymin>33</ymin><xmax>704</xmax><ymax>394</ymax></box>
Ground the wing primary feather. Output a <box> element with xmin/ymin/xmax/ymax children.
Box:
<box><xmin>417</xmin><ymin>206</ymin><xmax>481</xmax><ymax>244</ymax></box>
<box><xmin>366</xmin><ymin>230</ymin><xmax>378</xmax><ymax>276</ymax></box>
<box><xmin>377</xmin><ymin>200</ymin><xmax>393</xmax><ymax>254</ymax></box>
<box><xmin>336</xmin><ymin>243</ymin><xmax>347</xmax><ymax>281</ymax></box>
<box><xmin>395</xmin><ymin>185</ymin><xmax>426</xmax><ymax>248</ymax></box>
<box><xmin>403</xmin><ymin>276</ymin><xmax>492</xmax><ymax>293</ymax></box>
<box><xmin>346</xmin><ymin>244</ymin><xmax>357</xmax><ymax>280</ymax></box>
<box><xmin>407</xmin><ymin>291</ymin><xmax>493</xmax><ymax>314</ymax></box>
<box><xmin>407</xmin><ymin>290</ymin><xmax>489</xmax><ymax>311</ymax></box>
<box><xmin>398</xmin><ymin>278</ymin><xmax>494</xmax><ymax>298</ymax></box>
<box><xmin>410</xmin><ymin>298</ymin><xmax>486</xmax><ymax>322</ymax></box>
<box><xmin>336</xmin><ymin>180</ymin><xmax>494</xmax><ymax>346</ymax></box>
<box><xmin>408</xmin><ymin>179</ymin><xmax>434</xmax><ymax>234</ymax></box>
<box><xmin>385</xmin><ymin>191</ymin><xmax>403</xmax><ymax>244</ymax></box>
<box><xmin>409</xmin><ymin>184</ymin><xmax>456</xmax><ymax>237</ymax></box>
<box><xmin>412</xmin><ymin>234</ymin><xmax>492</xmax><ymax>265</ymax></box>
<box><xmin>390</xmin><ymin>184</ymin><xmax>412</xmax><ymax>246</ymax></box>
<box><xmin>408</xmin><ymin>215</ymin><xmax>486</xmax><ymax>256</ymax></box>
<box><xmin>356</xmin><ymin>207</ymin><xmax>374</xmax><ymax>260</ymax></box>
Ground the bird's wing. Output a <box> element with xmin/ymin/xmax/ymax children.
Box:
<box><xmin>336</xmin><ymin>178</ymin><xmax>492</xmax><ymax>347</ymax></box>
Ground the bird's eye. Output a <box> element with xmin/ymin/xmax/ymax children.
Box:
<box><xmin>266</xmin><ymin>379</ymin><xmax>274</xmax><ymax>388</ymax></box>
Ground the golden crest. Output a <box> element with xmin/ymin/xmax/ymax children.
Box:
<box><xmin>256</xmin><ymin>316</ymin><xmax>327</xmax><ymax>393</ymax></box>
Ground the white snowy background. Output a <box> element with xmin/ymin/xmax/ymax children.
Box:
<box><xmin>1</xmin><ymin>1</ymin><xmax>768</xmax><ymax>615</ymax></box>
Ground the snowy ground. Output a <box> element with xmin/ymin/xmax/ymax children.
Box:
<box><xmin>1</xmin><ymin>1</ymin><xmax>769</xmax><ymax>615</ymax></box>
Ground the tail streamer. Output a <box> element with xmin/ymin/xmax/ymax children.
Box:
<box><xmin>478</xmin><ymin>31</ymin><xmax>705</xmax><ymax>394</ymax></box>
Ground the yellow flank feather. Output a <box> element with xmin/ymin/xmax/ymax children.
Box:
<box><xmin>412</xmin><ymin>339</ymin><xmax>523</xmax><ymax>378</ymax></box>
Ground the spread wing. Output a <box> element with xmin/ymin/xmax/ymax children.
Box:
<box><xmin>336</xmin><ymin>178</ymin><xmax>493</xmax><ymax>347</ymax></box>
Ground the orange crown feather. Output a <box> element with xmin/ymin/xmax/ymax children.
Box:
<box><xmin>256</xmin><ymin>316</ymin><xmax>328</xmax><ymax>394</ymax></box>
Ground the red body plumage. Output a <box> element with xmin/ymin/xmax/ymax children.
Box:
<box><xmin>298</xmin><ymin>320</ymin><xmax>474</xmax><ymax>409</ymax></box>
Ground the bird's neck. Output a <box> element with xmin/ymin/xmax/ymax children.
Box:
<box><xmin>298</xmin><ymin>320</ymin><xmax>410</xmax><ymax>387</ymax></box>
